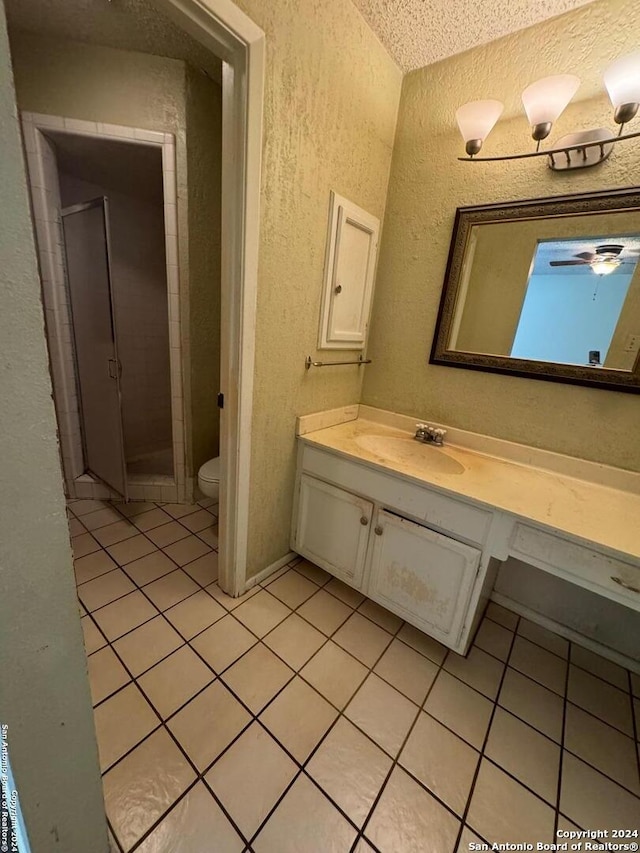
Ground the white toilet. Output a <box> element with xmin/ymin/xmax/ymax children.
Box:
<box><xmin>197</xmin><ymin>456</ymin><xmax>220</xmax><ymax>501</ymax></box>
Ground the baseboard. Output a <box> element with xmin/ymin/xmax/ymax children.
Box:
<box><xmin>490</xmin><ymin>591</ymin><xmax>640</xmax><ymax>675</ymax></box>
<box><xmin>244</xmin><ymin>551</ymin><xmax>297</xmax><ymax>590</ymax></box>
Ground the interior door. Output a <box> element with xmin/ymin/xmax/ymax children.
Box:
<box><xmin>62</xmin><ymin>197</ymin><xmax>128</xmax><ymax>499</ymax></box>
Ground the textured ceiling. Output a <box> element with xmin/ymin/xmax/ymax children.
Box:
<box><xmin>4</xmin><ymin>0</ymin><xmax>222</xmax><ymax>82</ymax></box>
<box><xmin>350</xmin><ymin>0</ymin><xmax>597</xmax><ymax>72</ymax></box>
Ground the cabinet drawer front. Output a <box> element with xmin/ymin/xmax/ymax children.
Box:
<box><xmin>510</xmin><ymin>523</ymin><xmax>640</xmax><ymax>611</ymax></box>
<box><xmin>368</xmin><ymin>510</ymin><xmax>481</xmax><ymax>648</ymax></box>
<box><xmin>295</xmin><ymin>475</ymin><xmax>373</xmax><ymax>587</ymax></box>
<box><xmin>302</xmin><ymin>445</ymin><xmax>491</xmax><ymax>545</ymax></box>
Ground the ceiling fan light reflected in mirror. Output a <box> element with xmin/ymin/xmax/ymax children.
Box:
<box><xmin>590</xmin><ymin>258</ymin><xmax>621</xmax><ymax>276</ymax></box>
<box><xmin>548</xmin><ymin>242</ymin><xmax>633</xmax><ymax>276</ymax></box>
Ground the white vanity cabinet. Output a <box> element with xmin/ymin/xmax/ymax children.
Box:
<box><xmin>292</xmin><ymin>414</ymin><xmax>640</xmax><ymax>667</ymax></box>
<box><xmin>368</xmin><ymin>509</ymin><xmax>482</xmax><ymax>647</ymax></box>
<box><xmin>292</xmin><ymin>445</ymin><xmax>494</xmax><ymax>653</ymax></box>
<box><xmin>296</xmin><ymin>474</ymin><xmax>373</xmax><ymax>588</ymax></box>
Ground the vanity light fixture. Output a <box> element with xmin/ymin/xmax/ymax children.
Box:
<box><xmin>455</xmin><ymin>100</ymin><xmax>504</xmax><ymax>157</ymax></box>
<box><xmin>521</xmin><ymin>74</ymin><xmax>580</xmax><ymax>148</ymax></box>
<box><xmin>456</xmin><ymin>52</ymin><xmax>640</xmax><ymax>170</ymax></box>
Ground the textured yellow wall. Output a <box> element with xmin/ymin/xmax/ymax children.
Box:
<box><xmin>363</xmin><ymin>0</ymin><xmax>640</xmax><ymax>473</ymax></box>
<box><xmin>186</xmin><ymin>65</ymin><xmax>222</xmax><ymax>475</ymax></box>
<box><xmin>232</xmin><ymin>0</ymin><xmax>402</xmax><ymax>575</ymax></box>
<box><xmin>607</xmin><ymin>268</ymin><xmax>640</xmax><ymax>370</ymax></box>
<box><xmin>0</xmin><ymin>9</ymin><xmax>108</xmax><ymax>851</ymax></box>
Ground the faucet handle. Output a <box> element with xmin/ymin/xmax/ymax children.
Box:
<box><xmin>433</xmin><ymin>428</ymin><xmax>447</xmax><ymax>445</ymax></box>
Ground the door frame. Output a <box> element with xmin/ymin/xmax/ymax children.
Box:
<box><xmin>22</xmin><ymin>116</ymin><xmax>186</xmax><ymax>504</ymax></box>
<box><xmin>20</xmin><ymin>0</ymin><xmax>265</xmax><ymax>595</ymax></box>
<box><xmin>149</xmin><ymin>0</ymin><xmax>265</xmax><ymax>595</ymax></box>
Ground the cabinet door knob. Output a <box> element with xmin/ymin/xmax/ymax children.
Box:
<box><xmin>360</xmin><ymin>516</ymin><xmax>368</xmax><ymax>526</ymax></box>
<box><xmin>334</xmin><ymin>284</ymin><xmax>342</xmax><ymax>294</ymax></box>
<box><xmin>374</xmin><ymin>525</ymin><xmax>383</xmax><ymax>536</ymax></box>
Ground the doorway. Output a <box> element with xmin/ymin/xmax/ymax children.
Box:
<box><xmin>9</xmin><ymin>0</ymin><xmax>265</xmax><ymax>592</ymax></box>
<box><xmin>23</xmin><ymin>117</ymin><xmax>186</xmax><ymax>503</ymax></box>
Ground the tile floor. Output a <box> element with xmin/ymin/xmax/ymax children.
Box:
<box><xmin>68</xmin><ymin>498</ymin><xmax>640</xmax><ymax>853</ymax></box>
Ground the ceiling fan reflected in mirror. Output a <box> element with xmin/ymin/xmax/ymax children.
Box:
<box><xmin>549</xmin><ymin>243</ymin><xmax>639</xmax><ymax>276</ymax></box>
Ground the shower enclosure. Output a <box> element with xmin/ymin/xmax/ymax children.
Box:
<box><xmin>23</xmin><ymin>113</ymin><xmax>185</xmax><ymax>502</ymax></box>
<box><xmin>61</xmin><ymin>197</ymin><xmax>128</xmax><ymax>498</ymax></box>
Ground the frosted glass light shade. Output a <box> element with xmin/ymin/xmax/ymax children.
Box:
<box><xmin>521</xmin><ymin>75</ymin><xmax>580</xmax><ymax>126</ymax></box>
<box><xmin>455</xmin><ymin>99</ymin><xmax>503</xmax><ymax>144</ymax></box>
<box><xmin>604</xmin><ymin>52</ymin><xmax>640</xmax><ymax>108</ymax></box>
<box><xmin>591</xmin><ymin>259</ymin><xmax>620</xmax><ymax>276</ymax></box>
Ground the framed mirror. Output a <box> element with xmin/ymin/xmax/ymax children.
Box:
<box><xmin>430</xmin><ymin>188</ymin><xmax>640</xmax><ymax>393</ymax></box>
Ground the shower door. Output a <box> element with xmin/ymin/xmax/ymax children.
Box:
<box><xmin>62</xmin><ymin>197</ymin><xmax>128</xmax><ymax>499</ymax></box>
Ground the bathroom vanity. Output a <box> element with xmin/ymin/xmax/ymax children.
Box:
<box><xmin>291</xmin><ymin>407</ymin><xmax>640</xmax><ymax>656</ymax></box>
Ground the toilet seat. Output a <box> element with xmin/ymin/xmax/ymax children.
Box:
<box><xmin>199</xmin><ymin>456</ymin><xmax>220</xmax><ymax>484</ymax></box>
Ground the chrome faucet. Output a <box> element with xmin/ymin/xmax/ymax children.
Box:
<box><xmin>415</xmin><ymin>423</ymin><xmax>447</xmax><ymax>446</ymax></box>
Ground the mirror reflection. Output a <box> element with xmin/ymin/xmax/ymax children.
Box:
<box><xmin>510</xmin><ymin>237</ymin><xmax>640</xmax><ymax>369</ymax></box>
<box><xmin>451</xmin><ymin>221</ymin><xmax>640</xmax><ymax>370</ymax></box>
<box><xmin>431</xmin><ymin>190</ymin><xmax>640</xmax><ymax>393</ymax></box>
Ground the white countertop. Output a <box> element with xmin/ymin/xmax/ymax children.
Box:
<box><xmin>299</xmin><ymin>416</ymin><xmax>640</xmax><ymax>562</ymax></box>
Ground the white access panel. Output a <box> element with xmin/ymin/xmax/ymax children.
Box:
<box><xmin>318</xmin><ymin>191</ymin><xmax>380</xmax><ymax>350</ymax></box>
<box><xmin>368</xmin><ymin>509</ymin><xmax>481</xmax><ymax>647</ymax></box>
<box><xmin>294</xmin><ymin>474</ymin><xmax>373</xmax><ymax>587</ymax></box>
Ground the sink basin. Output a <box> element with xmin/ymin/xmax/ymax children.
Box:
<box><xmin>355</xmin><ymin>434</ymin><xmax>465</xmax><ymax>475</ymax></box>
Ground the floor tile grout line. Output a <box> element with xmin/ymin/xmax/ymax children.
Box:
<box><xmin>124</xmin><ymin>776</ymin><xmax>203</xmax><ymax>853</ymax></box>
<box><xmin>89</xmin><ymin>567</ymin><xmax>347</xmax><ymax>722</ymax></box>
<box><xmin>78</xmin><ymin>521</ymin><xmax>219</xmax><ymax>615</ymax></box>
<box><xmin>128</xmin><ymin>574</ymin><xmax>406</xmax><ymax>847</ymax></box>
<box><xmin>560</xmin><ymin>689</ymin><xmax>636</xmax><ymax>738</ymax></box>
<box><xmin>506</xmin><ymin>659</ymin><xmax>568</xmax><ymax>700</ymax></box>
<box><xmin>559</xmin><ymin>715</ymin><xmax>640</xmax><ymax>795</ymax></box>
<box><xmin>353</xmin><ymin>638</ymin><xmax>462</xmax><ymax>850</ymax></box>
<box><xmin>555</xmin><ymin>641</ymin><xmax>573</xmax><ymax>840</ymax></box>
<box><xmin>88</xmin><ymin>554</ymin><xmax>494</xmax><ymax>767</ymax></box>
<box><xmin>243</xmin><ymin>612</ymin><xmax>411</xmax><ymax>848</ymax></box>
<box><xmin>101</xmin><ymin>566</ymin><xmax>377</xmax><ymax>850</ymax></box>
<box><xmin>80</xmin><ymin>505</ymin><xmax>532</xmax><ymax>686</ymax></box>
<box><xmin>102</xmin><ymin>592</ymin><xmax>637</xmax><ymax>845</ymax></box>
<box><xmin>492</xmin><ymin>705</ymin><xmax>640</xmax><ymax>800</ymax></box>
<box><xmin>106</xmin><ymin>815</ymin><xmax>125</xmax><ymax>853</ymax></box>
<box><xmin>81</xmin><ymin>544</ymin><xmax>633</xmax><ymax>756</ymax></box>
<box><xmin>74</xmin><ymin>505</ymin><xmax>638</xmax><ymax>846</ymax></box>
<box><xmin>95</xmin><ymin>605</ymin><xmax>639</xmax><ymax>818</ymax></box>
<box><xmin>88</xmin><ymin>570</ymin><xmax>223</xmax><ymax>644</ymax></box>
<box><xmin>485</xmin><ymin>609</ymin><xmax>636</xmax><ymax>696</ymax></box>
<box><xmin>93</xmin><ymin>611</ymin><xmax>251</xmax><ymax>851</ymax></box>
<box><xmin>450</xmin><ymin>612</ymin><xmax>522</xmax><ymax>851</ymax></box>
<box><xmin>107</xmin><ymin>498</ymin><xmax>218</xmax><ymax>564</ymax></box>
<box><xmin>488</xmin><ymin>626</ymin><xmax>569</xmax><ymax>666</ymax></box>
<box><xmin>563</xmin><ymin>658</ymin><xmax>631</xmax><ymax>694</ymax></box>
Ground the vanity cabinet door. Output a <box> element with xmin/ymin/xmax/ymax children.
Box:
<box><xmin>368</xmin><ymin>509</ymin><xmax>481</xmax><ymax>649</ymax></box>
<box><xmin>294</xmin><ymin>475</ymin><xmax>373</xmax><ymax>588</ymax></box>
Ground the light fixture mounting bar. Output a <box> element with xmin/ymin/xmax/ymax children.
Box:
<box><xmin>458</xmin><ymin>128</ymin><xmax>640</xmax><ymax>168</ymax></box>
